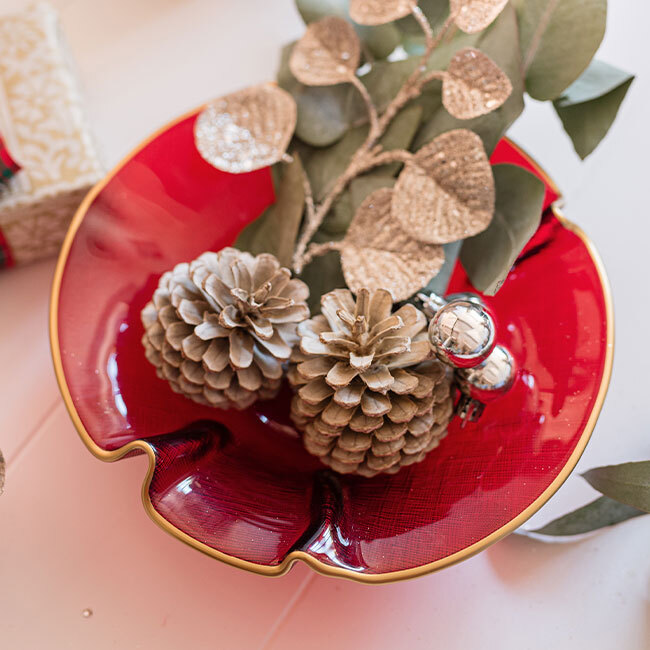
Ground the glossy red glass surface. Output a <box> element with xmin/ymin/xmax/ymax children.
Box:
<box><xmin>54</xmin><ymin>113</ymin><xmax>610</xmax><ymax>578</ymax></box>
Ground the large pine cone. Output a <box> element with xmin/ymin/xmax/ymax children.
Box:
<box><xmin>142</xmin><ymin>248</ymin><xmax>310</xmax><ymax>410</ymax></box>
<box><xmin>288</xmin><ymin>288</ymin><xmax>454</xmax><ymax>477</ymax></box>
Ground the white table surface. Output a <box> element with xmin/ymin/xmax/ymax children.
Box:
<box><xmin>0</xmin><ymin>1</ymin><xmax>648</xmax><ymax>648</ymax></box>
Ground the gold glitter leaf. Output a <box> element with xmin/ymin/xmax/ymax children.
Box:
<box><xmin>194</xmin><ymin>83</ymin><xmax>297</xmax><ymax>174</ymax></box>
<box><xmin>290</xmin><ymin>16</ymin><xmax>361</xmax><ymax>86</ymax></box>
<box><xmin>392</xmin><ymin>129</ymin><xmax>495</xmax><ymax>244</ymax></box>
<box><xmin>349</xmin><ymin>0</ymin><xmax>418</xmax><ymax>26</ymax></box>
<box><xmin>450</xmin><ymin>0</ymin><xmax>508</xmax><ymax>34</ymax></box>
<box><xmin>341</xmin><ymin>188</ymin><xmax>444</xmax><ymax>301</ymax></box>
<box><xmin>443</xmin><ymin>48</ymin><xmax>513</xmax><ymax>119</ymax></box>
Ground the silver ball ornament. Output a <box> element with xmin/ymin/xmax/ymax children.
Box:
<box><xmin>456</xmin><ymin>345</ymin><xmax>516</xmax><ymax>422</ymax></box>
<box><xmin>428</xmin><ymin>299</ymin><xmax>496</xmax><ymax>369</ymax></box>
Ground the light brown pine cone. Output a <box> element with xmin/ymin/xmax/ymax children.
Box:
<box><xmin>141</xmin><ymin>248</ymin><xmax>310</xmax><ymax>410</ymax></box>
<box><xmin>288</xmin><ymin>288</ymin><xmax>454</xmax><ymax>477</ymax></box>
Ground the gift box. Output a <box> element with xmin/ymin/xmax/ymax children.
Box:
<box><xmin>0</xmin><ymin>3</ymin><xmax>103</xmax><ymax>268</ymax></box>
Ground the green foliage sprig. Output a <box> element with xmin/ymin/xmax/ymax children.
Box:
<box><xmin>236</xmin><ymin>0</ymin><xmax>634</xmax><ymax>304</ymax></box>
<box><xmin>193</xmin><ymin>0</ymin><xmax>634</xmax><ymax>306</ymax></box>
<box><xmin>521</xmin><ymin>461</ymin><xmax>649</xmax><ymax>538</ymax></box>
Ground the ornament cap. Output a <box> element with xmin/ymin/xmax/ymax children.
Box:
<box><xmin>416</xmin><ymin>291</ymin><xmax>447</xmax><ymax>318</ymax></box>
<box><xmin>444</xmin><ymin>292</ymin><xmax>485</xmax><ymax>307</ymax></box>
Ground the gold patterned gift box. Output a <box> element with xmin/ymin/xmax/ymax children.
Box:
<box><xmin>0</xmin><ymin>3</ymin><xmax>103</xmax><ymax>268</ymax></box>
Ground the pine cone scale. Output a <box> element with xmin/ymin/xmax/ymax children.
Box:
<box><xmin>176</xmin><ymin>299</ymin><xmax>206</xmax><ymax>325</ymax></box>
<box><xmin>255</xmin><ymin>330</ymin><xmax>293</xmax><ymax>360</ymax></box>
<box><xmin>181</xmin><ymin>334</ymin><xmax>207</xmax><ymax>362</ymax></box>
<box><xmin>350</xmin><ymin>412</ymin><xmax>383</xmax><ymax>433</ymax></box>
<box><xmin>333</xmin><ymin>382</ymin><xmax>364</xmax><ymax>407</ymax></box>
<box><xmin>202</xmin><ymin>339</ymin><xmax>229</xmax><ymax>372</ymax></box>
<box><xmin>253</xmin><ymin>347</ymin><xmax>284</xmax><ymax>379</ymax></box>
<box><xmin>359</xmin><ymin>365</ymin><xmax>393</xmax><ymax>392</ymax></box>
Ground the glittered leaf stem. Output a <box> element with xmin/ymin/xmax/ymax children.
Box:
<box><xmin>294</xmin><ymin>148</ymin><xmax>414</xmax><ymax>271</ymax></box>
<box><xmin>370</xmin><ymin>12</ymin><xmax>455</xmax><ymax>151</ymax></box>
<box><xmin>291</xmin><ymin>7</ymin><xmax>457</xmax><ymax>273</ymax></box>
<box><xmin>301</xmin><ymin>164</ymin><xmax>316</xmax><ymax>223</ymax></box>
<box><xmin>350</xmin><ymin>74</ymin><xmax>380</xmax><ymax>138</ymax></box>
<box><xmin>301</xmin><ymin>240</ymin><xmax>343</xmax><ymax>267</ymax></box>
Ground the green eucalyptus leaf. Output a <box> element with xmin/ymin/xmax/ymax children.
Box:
<box><xmin>460</xmin><ymin>164</ymin><xmax>545</xmax><ymax>296</ymax></box>
<box><xmin>292</xmin><ymin>86</ymin><xmax>354</xmax><ymax>147</ymax></box>
<box><xmin>422</xmin><ymin>241</ymin><xmax>461</xmax><ymax>296</ymax></box>
<box><xmin>234</xmin><ymin>155</ymin><xmax>306</xmax><ymax>267</ymax></box>
<box><xmin>401</xmin><ymin>34</ymin><xmax>426</xmax><ymax>56</ymax></box>
<box><xmin>295</xmin><ymin>0</ymin><xmax>401</xmax><ymax>60</ymax></box>
<box><xmin>287</xmin><ymin>137</ymin><xmax>316</xmax><ymax>169</ymax></box>
<box><xmin>349</xmin><ymin>174</ymin><xmax>396</xmax><ymax>208</ymax></box>
<box><xmin>278</xmin><ymin>42</ymin><xmax>356</xmax><ymax>147</ymax></box>
<box><xmin>583</xmin><ymin>462</ymin><xmax>650</xmax><ymax>513</ymax></box>
<box><xmin>295</xmin><ymin>0</ymin><xmax>348</xmax><ymax>22</ymax></box>
<box><xmin>554</xmin><ymin>60</ymin><xmax>634</xmax><ymax>105</ymax></box>
<box><xmin>358</xmin><ymin>24</ymin><xmax>403</xmax><ymax>59</ymax></box>
<box><xmin>414</xmin><ymin>4</ymin><xmax>524</xmax><ymax>154</ymax></box>
<box><xmin>375</xmin><ymin>103</ymin><xmax>423</xmax><ymax>173</ymax></box>
<box><xmin>361</xmin><ymin>58</ymin><xmax>419</xmax><ymax>113</ymax></box>
<box><xmin>527</xmin><ymin>496</ymin><xmax>647</xmax><ymax>537</ymax></box>
<box><xmin>326</xmin><ymin>191</ymin><xmax>353</xmax><ymax>237</ymax></box>
<box><xmin>305</xmin><ymin>127</ymin><xmax>367</xmax><ymax>201</ymax></box>
<box><xmin>553</xmin><ymin>61</ymin><xmax>634</xmax><ymax>160</ymax></box>
<box><xmin>299</xmin><ymin>247</ymin><xmax>347</xmax><ymax>313</ymax></box>
<box><xmin>512</xmin><ymin>0</ymin><xmax>607</xmax><ymax>101</ymax></box>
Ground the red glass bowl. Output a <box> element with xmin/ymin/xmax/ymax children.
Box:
<box><xmin>50</xmin><ymin>109</ymin><xmax>613</xmax><ymax>583</ymax></box>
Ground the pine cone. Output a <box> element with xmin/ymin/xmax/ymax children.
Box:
<box><xmin>288</xmin><ymin>288</ymin><xmax>454</xmax><ymax>477</ymax></box>
<box><xmin>141</xmin><ymin>248</ymin><xmax>310</xmax><ymax>410</ymax></box>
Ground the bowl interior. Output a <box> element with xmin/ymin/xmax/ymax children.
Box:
<box><xmin>53</xmin><ymin>114</ymin><xmax>611</xmax><ymax>579</ymax></box>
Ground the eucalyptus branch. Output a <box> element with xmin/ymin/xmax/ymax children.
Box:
<box><xmin>291</xmin><ymin>8</ymin><xmax>457</xmax><ymax>273</ymax></box>
<box><xmin>295</xmin><ymin>148</ymin><xmax>416</xmax><ymax>268</ymax></box>
<box><xmin>374</xmin><ymin>12</ymin><xmax>456</xmax><ymax>141</ymax></box>
<box><xmin>302</xmin><ymin>241</ymin><xmax>343</xmax><ymax>267</ymax></box>
<box><xmin>411</xmin><ymin>6</ymin><xmax>435</xmax><ymax>52</ymax></box>
<box><xmin>428</xmin><ymin>12</ymin><xmax>457</xmax><ymax>56</ymax></box>
<box><xmin>294</xmin><ymin>165</ymin><xmax>357</xmax><ymax>272</ymax></box>
<box><xmin>350</xmin><ymin>75</ymin><xmax>379</xmax><ymax>138</ymax></box>
<box><xmin>366</xmin><ymin>149</ymin><xmax>414</xmax><ymax>167</ymax></box>
<box><xmin>420</xmin><ymin>69</ymin><xmax>447</xmax><ymax>86</ymax></box>
<box><xmin>301</xmin><ymin>167</ymin><xmax>316</xmax><ymax>223</ymax></box>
